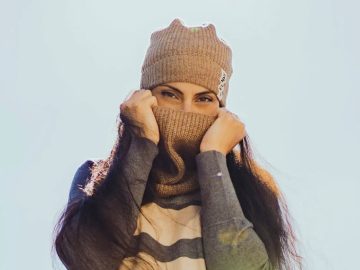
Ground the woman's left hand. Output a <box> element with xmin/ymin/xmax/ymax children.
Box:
<box><xmin>200</xmin><ymin>108</ymin><xmax>247</xmax><ymax>156</ymax></box>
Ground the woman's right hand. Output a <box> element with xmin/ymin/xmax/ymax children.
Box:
<box><xmin>119</xmin><ymin>89</ymin><xmax>160</xmax><ymax>145</ymax></box>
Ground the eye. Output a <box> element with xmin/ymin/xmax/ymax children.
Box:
<box><xmin>198</xmin><ymin>96</ymin><xmax>214</xmax><ymax>102</ymax></box>
<box><xmin>161</xmin><ymin>90</ymin><xmax>178</xmax><ymax>99</ymax></box>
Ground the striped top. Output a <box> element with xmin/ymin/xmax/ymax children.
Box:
<box><xmin>68</xmin><ymin>135</ymin><xmax>275</xmax><ymax>270</ymax></box>
<box><xmin>119</xmin><ymin>192</ymin><xmax>205</xmax><ymax>270</ymax></box>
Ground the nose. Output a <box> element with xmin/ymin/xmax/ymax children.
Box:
<box><xmin>182</xmin><ymin>101</ymin><xmax>194</xmax><ymax>113</ymax></box>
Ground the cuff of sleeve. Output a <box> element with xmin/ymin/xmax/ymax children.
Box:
<box><xmin>195</xmin><ymin>150</ymin><xmax>247</xmax><ymax>223</ymax></box>
<box><xmin>195</xmin><ymin>150</ymin><xmax>227</xmax><ymax>179</ymax></box>
<box><xmin>131</xmin><ymin>134</ymin><xmax>159</xmax><ymax>160</ymax></box>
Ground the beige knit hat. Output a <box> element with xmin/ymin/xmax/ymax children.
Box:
<box><xmin>140</xmin><ymin>18</ymin><xmax>233</xmax><ymax>107</ymax></box>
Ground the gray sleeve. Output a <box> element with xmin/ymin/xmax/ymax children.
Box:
<box><xmin>116</xmin><ymin>134</ymin><xmax>160</xmax><ymax>209</ymax></box>
<box><xmin>60</xmin><ymin>134</ymin><xmax>159</xmax><ymax>269</ymax></box>
<box><xmin>195</xmin><ymin>150</ymin><xmax>274</xmax><ymax>270</ymax></box>
<box><xmin>68</xmin><ymin>134</ymin><xmax>159</xmax><ymax>207</ymax></box>
<box><xmin>67</xmin><ymin>134</ymin><xmax>159</xmax><ymax>235</ymax></box>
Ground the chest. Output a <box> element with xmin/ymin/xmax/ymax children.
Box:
<box><xmin>119</xmin><ymin>202</ymin><xmax>207</xmax><ymax>270</ymax></box>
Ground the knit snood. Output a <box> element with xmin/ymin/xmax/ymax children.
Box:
<box><xmin>147</xmin><ymin>106</ymin><xmax>217</xmax><ymax>198</ymax></box>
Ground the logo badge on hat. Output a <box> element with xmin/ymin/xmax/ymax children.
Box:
<box><xmin>217</xmin><ymin>68</ymin><xmax>227</xmax><ymax>101</ymax></box>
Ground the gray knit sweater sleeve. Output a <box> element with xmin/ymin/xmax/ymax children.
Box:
<box><xmin>68</xmin><ymin>134</ymin><xmax>159</xmax><ymax>207</ymax></box>
<box><xmin>196</xmin><ymin>150</ymin><xmax>275</xmax><ymax>270</ymax></box>
<box><xmin>63</xmin><ymin>135</ymin><xmax>159</xmax><ymax>270</ymax></box>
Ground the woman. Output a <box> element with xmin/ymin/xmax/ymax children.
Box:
<box><xmin>53</xmin><ymin>18</ymin><xmax>303</xmax><ymax>270</ymax></box>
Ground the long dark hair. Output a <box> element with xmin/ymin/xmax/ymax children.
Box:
<box><xmin>52</xmin><ymin>110</ymin><xmax>303</xmax><ymax>270</ymax></box>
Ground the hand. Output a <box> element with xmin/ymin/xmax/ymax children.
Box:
<box><xmin>200</xmin><ymin>108</ymin><xmax>247</xmax><ymax>155</ymax></box>
<box><xmin>119</xmin><ymin>89</ymin><xmax>160</xmax><ymax>145</ymax></box>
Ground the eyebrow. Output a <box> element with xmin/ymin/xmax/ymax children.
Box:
<box><xmin>160</xmin><ymin>84</ymin><xmax>215</xmax><ymax>97</ymax></box>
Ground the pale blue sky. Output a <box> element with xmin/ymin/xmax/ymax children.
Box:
<box><xmin>1</xmin><ymin>0</ymin><xmax>359</xmax><ymax>269</ymax></box>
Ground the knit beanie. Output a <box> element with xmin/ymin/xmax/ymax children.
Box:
<box><xmin>140</xmin><ymin>18</ymin><xmax>233</xmax><ymax>107</ymax></box>
<box><xmin>147</xmin><ymin>106</ymin><xmax>217</xmax><ymax>197</ymax></box>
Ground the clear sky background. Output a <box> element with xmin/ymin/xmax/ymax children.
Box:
<box><xmin>1</xmin><ymin>0</ymin><xmax>359</xmax><ymax>269</ymax></box>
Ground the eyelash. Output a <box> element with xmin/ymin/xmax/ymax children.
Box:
<box><xmin>161</xmin><ymin>91</ymin><xmax>213</xmax><ymax>102</ymax></box>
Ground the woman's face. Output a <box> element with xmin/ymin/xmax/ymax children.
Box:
<box><xmin>151</xmin><ymin>82</ymin><xmax>220</xmax><ymax>116</ymax></box>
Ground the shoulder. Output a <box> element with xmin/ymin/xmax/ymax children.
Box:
<box><xmin>68</xmin><ymin>158</ymin><xmax>103</xmax><ymax>202</ymax></box>
<box><xmin>74</xmin><ymin>159</ymin><xmax>97</xmax><ymax>178</ymax></box>
<box><xmin>78</xmin><ymin>159</ymin><xmax>96</xmax><ymax>170</ymax></box>
<box><xmin>74</xmin><ymin>157</ymin><xmax>105</xmax><ymax>181</ymax></box>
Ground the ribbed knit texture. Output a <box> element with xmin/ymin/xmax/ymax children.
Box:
<box><xmin>140</xmin><ymin>18</ymin><xmax>233</xmax><ymax>107</ymax></box>
<box><xmin>148</xmin><ymin>106</ymin><xmax>217</xmax><ymax>197</ymax></box>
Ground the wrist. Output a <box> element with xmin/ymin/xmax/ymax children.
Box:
<box><xmin>132</xmin><ymin>129</ymin><xmax>159</xmax><ymax>145</ymax></box>
<box><xmin>200</xmin><ymin>147</ymin><xmax>226</xmax><ymax>156</ymax></box>
<box><xmin>143</xmin><ymin>134</ymin><xmax>159</xmax><ymax>145</ymax></box>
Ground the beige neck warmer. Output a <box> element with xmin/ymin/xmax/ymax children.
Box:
<box><xmin>148</xmin><ymin>106</ymin><xmax>217</xmax><ymax>198</ymax></box>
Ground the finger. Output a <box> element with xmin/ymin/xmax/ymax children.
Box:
<box><xmin>221</xmin><ymin>108</ymin><xmax>237</xmax><ymax>119</ymax></box>
<box><xmin>141</xmin><ymin>94</ymin><xmax>158</xmax><ymax>107</ymax></box>
<box><xmin>124</xmin><ymin>89</ymin><xmax>137</xmax><ymax>102</ymax></box>
<box><xmin>217</xmin><ymin>107</ymin><xmax>227</xmax><ymax>117</ymax></box>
